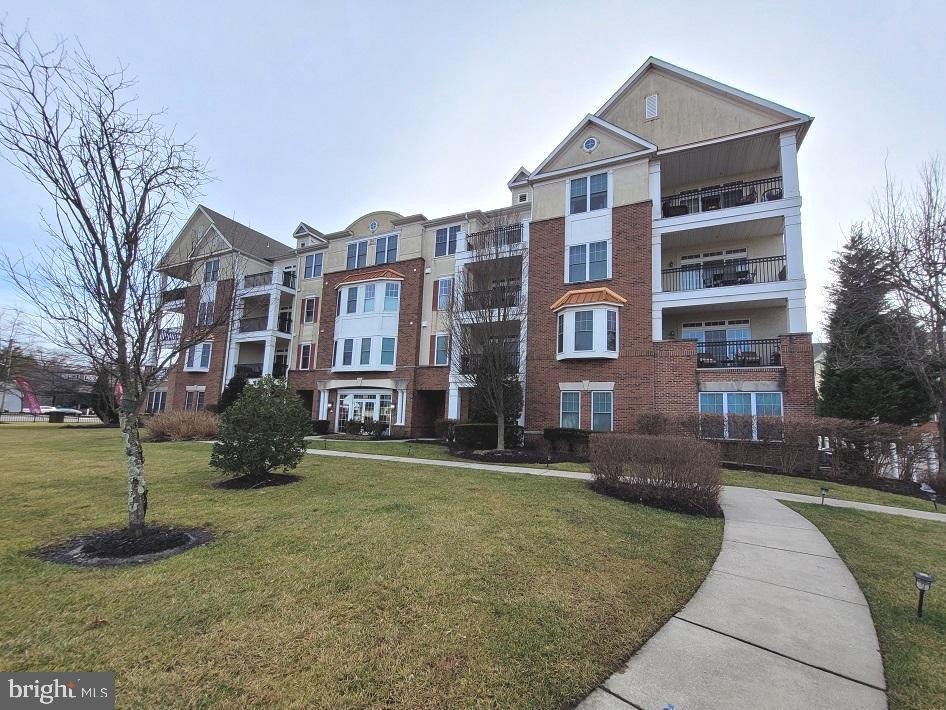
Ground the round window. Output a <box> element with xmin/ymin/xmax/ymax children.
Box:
<box><xmin>369</xmin><ymin>220</ymin><xmax>379</xmax><ymax>232</ymax></box>
<box><xmin>582</xmin><ymin>136</ymin><xmax>599</xmax><ymax>153</ymax></box>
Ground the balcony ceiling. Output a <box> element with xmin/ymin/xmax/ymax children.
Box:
<box><xmin>663</xmin><ymin>217</ymin><xmax>783</xmax><ymax>249</ymax></box>
<box><xmin>662</xmin><ymin>297</ymin><xmax>788</xmax><ymax>316</ymax></box>
<box><xmin>661</xmin><ymin>132</ymin><xmax>780</xmax><ymax>189</ymax></box>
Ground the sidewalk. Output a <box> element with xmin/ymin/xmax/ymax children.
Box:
<box><xmin>578</xmin><ymin>487</ymin><xmax>887</xmax><ymax>710</ymax></box>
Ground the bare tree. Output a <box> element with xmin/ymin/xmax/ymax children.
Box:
<box><xmin>864</xmin><ymin>157</ymin><xmax>946</xmax><ymax>479</ymax></box>
<box><xmin>448</xmin><ymin>213</ymin><xmax>527</xmax><ymax>450</ymax></box>
<box><xmin>0</xmin><ymin>25</ymin><xmax>232</xmax><ymax>534</ymax></box>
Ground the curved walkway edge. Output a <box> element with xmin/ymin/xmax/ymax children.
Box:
<box><xmin>578</xmin><ymin>487</ymin><xmax>888</xmax><ymax>710</ymax></box>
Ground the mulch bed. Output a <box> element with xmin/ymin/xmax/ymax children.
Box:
<box><xmin>727</xmin><ymin>462</ymin><xmax>934</xmax><ymax>501</ymax></box>
<box><xmin>450</xmin><ymin>447</ymin><xmax>587</xmax><ymax>467</ymax></box>
<box><xmin>36</xmin><ymin>525</ymin><xmax>213</xmax><ymax>567</ymax></box>
<box><xmin>213</xmin><ymin>473</ymin><xmax>300</xmax><ymax>489</ymax></box>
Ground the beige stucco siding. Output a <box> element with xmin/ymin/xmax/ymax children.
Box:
<box><xmin>543</xmin><ymin>125</ymin><xmax>646</xmax><ymax>173</ymax></box>
<box><xmin>600</xmin><ymin>68</ymin><xmax>786</xmax><ymax>150</ymax></box>
<box><xmin>662</xmin><ymin>305</ymin><xmax>788</xmax><ymax>340</ymax></box>
<box><xmin>661</xmin><ymin>233</ymin><xmax>784</xmax><ymax>270</ymax></box>
<box><xmin>612</xmin><ymin>160</ymin><xmax>650</xmax><ymax>207</ymax></box>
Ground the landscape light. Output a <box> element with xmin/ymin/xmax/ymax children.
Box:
<box><xmin>914</xmin><ymin>572</ymin><xmax>935</xmax><ymax>618</ymax></box>
<box><xmin>819</xmin><ymin>486</ymin><xmax>829</xmax><ymax>505</ymax></box>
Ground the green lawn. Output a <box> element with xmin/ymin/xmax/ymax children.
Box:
<box><xmin>722</xmin><ymin>468</ymin><xmax>936</xmax><ymax>512</ymax></box>
<box><xmin>789</xmin><ymin>504</ymin><xmax>946</xmax><ymax>709</ymax></box>
<box><xmin>0</xmin><ymin>425</ymin><xmax>721</xmax><ymax>709</ymax></box>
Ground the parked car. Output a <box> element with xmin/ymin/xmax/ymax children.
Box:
<box><xmin>50</xmin><ymin>407</ymin><xmax>84</xmax><ymax>416</ymax></box>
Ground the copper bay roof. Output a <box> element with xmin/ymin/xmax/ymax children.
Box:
<box><xmin>550</xmin><ymin>286</ymin><xmax>628</xmax><ymax>311</ymax></box>
<box><xmin>336</xmin><ymin>267</ymin><xmax>406</xmax><ymax>287</ymax></box>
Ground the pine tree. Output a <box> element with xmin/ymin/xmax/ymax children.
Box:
<box><xmin>818</xmin><ymin>227</ymin><xmax>932</xmax><ymax>424</ymax></box>
<box><xmin>216</xmin><ymin>375</ymin><xmax>247</xmax><ymax>414</ymax></box>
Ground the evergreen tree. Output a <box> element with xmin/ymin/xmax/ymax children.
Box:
<box><xmin>216</xmin><ymin>375</ymin><xmax>247</xmax><ymax>414</ymax></box>
<box><xmin>818</xmin><ymin>227</ymin><xmax>932</xmax><ymax>424</ymax></box>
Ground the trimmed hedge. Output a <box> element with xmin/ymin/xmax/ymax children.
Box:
<box><xmin>454</xmin><ymin>423</ymin><xmax>524</xmax><ymax>450</ymax></box>
<box><xmin>434</xmin><ymin>418</ymin><xmax>455</xmax><ymax>442</ymax></box>
<box><xmin>311</xmin><ymin>419</ymin><xmax>330</xmax><ymax>435</ymax></box>
<box><xmin>543</xmin><ymin>427</ymin><xmax>592</xmax><ymax>456</ymax></box>
<box><xmin>590</xmin><ymin>434</ymin><xmax>722</xmax><ymax>517</ymax></box>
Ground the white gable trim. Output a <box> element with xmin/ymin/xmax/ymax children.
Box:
<box><xmin>531</xmin><ymin>114</ymin><xmax>656</xmax><ymax>179</ymax></box>
<box><xmin>507</xmin><ymin>166</ymin><xmax>532</xmax><ymax>188</ymax></box>
<box><xmin>292</xmin><ymin>222</ymin><xmax>328</xmax><ymax>244</ymax></box>
<box><xmin>196</xmin><ymin>206</ymin><xmax>234</xmax><ymax>250</ymax></box>
<box><xmin>596</xmin><ymin>57</ymin><xmax>811</xmax><ymax>123</ymax></box>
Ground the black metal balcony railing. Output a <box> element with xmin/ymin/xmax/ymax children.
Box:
<box><xmin>662</xmin><ymin>255</ymin><xmax>787</xmax><ymax>292</ymax></box>
<box><xmin>281</xmin><ymin>271</ymin><xmax>297</xmax><ymax>289</ymax></box>
<box><xmin>662</xmin><ymin>176</ymin><xmax>784</xmax><ymax>218</ymax></box>
<box><xmin>160</xmin><ymin>286</ymin><xmax>187</xmax><ymax>304</ymax></box>
<box><xmin>463</xmin><ymin>287</ymin><xmax>521</xmax><ymax>311</ymax></box>
<box><xmin>239</xmin><ymin>316</ymin><xmax>269</xmax><ymax>333</ymax></box>
<box><xmin>235</xmin><ymin>363</ymin><xmax>263</xmax><ymax>378</ymax></box>
<box><xmin>696</xmin><ymin>339</ymin><xmax>782</xmax><ymax>369</ymax></box>
<box><xmin>158</xmin><ymin>327</ymin><xmax>181</xmax><ymax>345</ymax></box>
<box><xmin>272</xmin><ymin>362</ymin><xmax>288</xmax><ymax>378</ymax></box>
<box><xmin>243</xmin><ymin>271</ymin><xmax>272</xmax><ymax>288</ymax></box>
<box><xmin>466</xmin><ymin>223</ymin><xmax>523</xmax><ymax>251</ymax></box>
<box><xmin>277</xmin><ymin>315</ymin><xmax>292</xmax><ymax>334</ymax></box>
<box><xmin>460</xmin><ymin>351</ymin><xmax>520</xmax><ymax>375</ymax></box>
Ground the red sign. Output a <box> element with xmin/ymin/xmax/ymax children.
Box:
<box><xmin>14</xmin><ymin>377</ymin><xmax>42</xmax><ymax>415</ymax></box>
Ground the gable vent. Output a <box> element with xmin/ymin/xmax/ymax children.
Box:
<box><xmin>518</xmin><ymin>193</ymin><xmax>527</xmax><ymax>203</ymax></box>
<box><xmin>645</xmin><ymin>94</ymin><xmax>659</xmax><ymax>120</ymax></box>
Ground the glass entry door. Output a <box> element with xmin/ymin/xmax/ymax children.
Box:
<box><xmin>336</xmin><ymin>391</ymin><xmax>394</xmax><ymax>434</ymax></box>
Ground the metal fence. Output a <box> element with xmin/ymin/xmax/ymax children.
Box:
<box><xmin>0</xmin><ymin>413</ymin><xmax>100</xmax><ymax>423</ymax></box>
<box><xmin>661</xmin><ymin>255</ymin><xmax>787</xmax><ymax>292</ymax></box>
<box><xmin>661</xmin><ymin>176</ymin><xmax>784</xmax><ymax>217</ymax></box>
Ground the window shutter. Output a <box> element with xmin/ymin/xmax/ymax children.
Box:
<box><xmin>296</xmin><ymin>344</ymin><xmax>302</xmax><ymax>370</ymax></box>
<box><xmin>429</xmin><ymin>335</ymin><xmax>436</xmax><ymax>365</ymax></box>
<box><xmin>431</xmin><ymin>279</ymin><xmax>440</xmax><ymax>311</ymax></box>
<box><xmin>312</xmin><ymin>297</ymin><xmax>319</xmax><ymax>322</ymax></box>
<box><xmin>645</xmin><ymin>94</ymin><xmax>658</xmax><ymax>120</ymax></box>
<box><xmin>309</xmin><ymin>344</ymin><xmax>315</xmax><ymax>369</ymax></box>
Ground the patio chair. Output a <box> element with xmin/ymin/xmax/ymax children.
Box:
<box><xmin>735</xmin><ymin>350</ymin><xmax>761</xmax><ymax>367</ymax></box>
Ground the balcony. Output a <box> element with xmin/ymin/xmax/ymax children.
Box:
<box><xmin>239</xmin><ymin>316</ymin><xmax>268</xmax><ymax>333</ymax></box>
<box><xmin>161</xmin><ymin>286</ymin><xmax>187</xmax><ymax>305</ymax></box>
<box><xmin>696</xmin><ymin>339</ymin><xmax>781</xmax><ymax>369</ymax></box>
<box><xmin>460</xmin><ymin>351</ymin><xmax>520</xmax><ymax>375</ymax></box>
<box><xmin>466</xmin><ymin>224</ymin><xmax>523</xmax><ymax>251</ymax></box>
<box><xmin>277</xmin><ymin>314</ymin><xmax>292</xmax><ymax>334</ymax></box>
<box><xmin>662</xmin><ymin>255</ymin><xmax>786</xmax><ymax>292</ymax></box>
<box><xmin>243</xmin><ymin>271</ymin><xmax>297</xmax><ymax>289</ymax></box>
<box><xmin>463</xmin><ymin>287</ymin><xmax>521</xmax><ymax>311</ymax></box>
<box><xmin>158</xmin><ymin>327</ymin><xmax>181</xmax><ymax>345</ymax></box>
<box><xmin>661</xmin><ymin>177</ymin><xmax>783</xmax><ymax>218</ymax></box>
<box><xmin>235</xmin><ymin>363</ymin><xmax>263</xmax><ymax>378</ymax></box>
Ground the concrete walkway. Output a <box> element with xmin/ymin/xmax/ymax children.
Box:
<box><xmin>578</xmin><ymin>486</ymin><xmax>888</xmax><ymax>710</ymax></box>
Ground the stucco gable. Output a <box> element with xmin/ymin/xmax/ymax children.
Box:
<box><xmin>597</xmin><ymin>58</ymin><xmax>810</xmax><ymax>150</ymax></box>
<box><xmin>158</xmin><ymin>207</ymin><xmax>229</xmax><ymax>269</ymax></box>
<box><xmin>532</xmin><ymin>115</ymin><xmax>655</xmax><ymax>179</ymax></box>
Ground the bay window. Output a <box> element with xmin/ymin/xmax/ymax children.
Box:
<box><xmin>607</xmin><ymin>310</ymin><xmax>617</xmax><ymax>351</ymax></box>
<box><xmin>574</xmin><ymin>311</ymin><xmax>593</xmax><ymax>351</ymax></box>
<box><xmin>342</xmin><ymin>339</ymin><xmax>354</xmax><ymax>366</ymax></box>
<box><xmin>380</xmin><ymin>337</ymin><xmax>396</xmax><ymax>365</ymax></box>
<box><xmin>346</xmin><ymin>286</ymin><xmax>358</xmax><ymax>314</ymax></box>
<box><xmin>364</xmin><ymin>284</ymin><xmax>375</xmax><ymax>312</ymax></box>
<box><xmin>360</xmin><ymin>338</ymin><xmax>371</xmax><ymax>365</ymax></box>
<box><xmin>384</xmin><ymin>283</ymin><xmax>400</xmax><ymax>312</ymax></box>
<box><xmin>557</xmin><ymin>314</ymin><xmax>564</xmax><ymax>354</ymax></box>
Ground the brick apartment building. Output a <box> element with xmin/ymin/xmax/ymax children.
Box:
<box><xmin>151</xmin><ymin>57</ymin><xmax>816</xmax><ymax>437</ymax></box>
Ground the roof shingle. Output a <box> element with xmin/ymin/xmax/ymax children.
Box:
<box><xmin>550</xmin><ymin>287</ymin><xmax>627</xmax><ymax>311</ymax></box>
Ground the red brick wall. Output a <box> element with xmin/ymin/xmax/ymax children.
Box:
<box><xmin>163</xmin><ymin>278</ymin><xmax>233</xmax><ymax>410</ymax></box>
<box><xmin>779</xmin><ymin>333</ymin><xmax>816</xmax><ymax>416</ymax></box>
<box><xmin>525</xmin><ymin>201</ymin><xmax>660</xmax><ymax>431</ymax></box>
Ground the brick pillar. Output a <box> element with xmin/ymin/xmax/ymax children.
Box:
<box><xmin>779</xmin><ymin>333</ymin><xmax>816</xmax><ymax>416</ymax></box>
<box><xmin>654</xmin><ymin>340</ymin><xmax>699</xmax><ymax>415</ymax></box>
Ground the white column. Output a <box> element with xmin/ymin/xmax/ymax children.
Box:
<box><xmin>318</xmin><ymin>390</ymin><xmax>329</xmax><ymax>420</ymax></box>
<box><xmin>226</xmin><ymin>341</ymin><xmax>239</xmax><ymax>382</ymax></box>
<box><xmin>648</xmin><ymin>160</ymin><xmax>662</xmax><ymax>221</ymax></box>
<box><xmin>652</xmin><ymin>233</ymin><xmax>662</xmax><ymax>293</ymax></box>
<box><xmin>448</xmin><ymin>383</ymin><xmax>460</xmax><ymax>420</ymax></box>
<box><xmin>262</xmin><ymin>337</ymin><xmax>276</xmax><ymax>375</ymax></box>
<box><xmin>779</xmin><ymin>131</ymin><xmax>800</xmax><ymax>199</ymax></box>
<box><xmin>396</xmin><ymin>388</ymin><xmax>407</xmax><ymax>425</ymax></box>
<box><xmin>266</xmin><ymin>293</ymin><xmax>280</xmax><ymax>330</ymax></box>
<box><xmin>787</xmin><ymin>294</ymin><xmax>808</xmax><ymax>333</ymax></box>
<box><xmin>784</xmin><ymin>211</ymin><xmax>805</xmax><ymax>280</ymax></box>
<box><xmin>457</xmin><ymin>230</ymin><xmax>468</xmax><ymax>253</ymax></box>
<box><xmin>652</xmin><ymin>305</ymin><xmax>664</xmax><ymax>342</ymax></box>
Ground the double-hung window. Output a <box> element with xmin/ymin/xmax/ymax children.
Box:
<box><xmin>346</xmin><ymin>286</ymin><xmax>358</xmax><ymax>314</ymax></box>
<box><xmin>184</xmin><ymin>342</ymin><xmax>212</xmax><ymax>371</ymax></box>
<box><xmin>196</xmin><ymin>300</ymin><xmax>214</xmax><ymax>326</ymax></box>
<box><xmin>560</xmin><ymin>391</ymin><xmax>580</xmax><ymax>429</ymax></box>
<box><xmin>607</xmin><ymin>311</ymin><xmax>617</xmax><ymax>351</ymax></box>
<box><xmin>342</xmin><ymin>339</ymin><xmax>354</xmax><ymax>366</ymax></box>
<box><xmin>435</xmin><ymin>225</ymin><xmax>460</xmax><ymax>257</ymax></box>
<box><xmin>299</xmin><ymin>343</ymin><xmax>312</xmax><ymax>370</ymax></box>
<box><xmin>380</xmin><ymin>337</ymin><xmax>396</xmax><ymax>365</ymax></box>
<box><xmin>698</xmin><ymin>392</ymin><xmax>784</xmax><ymax>440</ymax></box>
<box><xmin>184</xmin><ymin>389</ymin><xmax>206</xmax><ymax>411</ymax></box>
<box><xmin>574</xmin><ymin>311</ymin><xmax>593</xmax><ymax>351</ymax></box>
<box><xmin>346</xmin><ymin>240</ymin><xmax>368</xmax><ymax>270</ymax></box>
<box><xmin>434</xmin><ymin>334</ymin><xmax>449</xmax><ymax>365</ymax></box>
<box><xmin>304</xmin><ymin>253</ymin><xmax>323</xmax><ymax>278</ymax></box>
<box><xmin>437</xmin><ymin>278</ymin><xmax>452</xmax><ymax>310</ymax></box>
<box><xmin>360</xmin><ymin>337</ymin><xmax>371</xmax><ymax>365</ymax></box>
<box><xmin>363</xmin><ymin>284</ymin><xmax>375</xmax><ymax>312</ymax></box>
<box><xmin>557</xmin><ymin>314</ymin><xmax>565</xmax><ymax>354</ymax></box>
<box><xmin>569</xmin><ymin>173</ymin><xmax>608</xmax><ymax>214</ymax></box>
<box><xmin>568</xmin><ymin>240</ymin><xmax>608</xmax><ymax>283</ymax></box>
<box><xmin>591</xmin><ymin>391</ymin><xmax>613</xmax><ymax>431</ymax></box>
<box><xmin>384</xmin><ymin>283</ymin><xmax>400</xmax><ymax>312</ymax></box>
<box><xmin>147</xmin><ymin>390</ymin><xmax>167</xmax><ymax>413</ymax></box>
<box><xmin>204</xmin><ymin>259</ymin><xmax>219</xmax><ymax>283</ymax></box>
<box><xmin>375</xmin><ymin>234</ymin><xmax>398</xmax><ymax>265</ymax></box>
<box><xmin>303</xmin><ymin>298</ymin><xmax>316</xmax><ymax>324</ymax></box>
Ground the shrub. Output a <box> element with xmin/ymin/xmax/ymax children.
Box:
<box><xmin>434</xmin><ymin>418</ymin><xmax>455</xmax><ymax>442</ymax></box>
<box><xmin>217</xmin><ymin>375</ymin><xmax>247</xmax><ymax>414</ymax></box>
<box><xmin>389</xmin><ymin>425</ymin><xmax>410</xmax><ymax>439</ymax></box>
<box><xmin>454</xmin><ymin>423</ymin><xmax>524</xmax><ymax>450</ymax></box>
<box><xmin>210</xmin><ymin>377</ymin><xmax>310</xmax><ymax>478</ymax></box>
<box><xmin>543</xmin><ymin>427</ymin><xmax>592</xmax><ymax>456</ymax></box>
<box><xmin>311</xmin><ymin>419</ymin><xmax>330</xmax><ymax>435</ymax></box>
<box><xmin>345</xmin><ymin>419</ymin><xmax>364</xmax><ymax>435</ymax></box>
<box><xmin>633</xmin><ymin>412</ymin><xmax>669</xmax><ymax>435</ymax></box>
<box><xmin>589</xmin><ymin>434</ymin><xmax>722</xmax><ymax>517</ymax></box>
<box><xmin>147</xmin><ymin>410</ymin><xmax>219</xmax><ymax>442</ymax></box>
<box><xmin>363</xmin><ymin>419</ymin><xmax>387</xmax><ymax>439</ymax></box>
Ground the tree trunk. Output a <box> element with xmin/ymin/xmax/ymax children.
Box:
<box><xmin>496</xmin><ymin>410</ymin><xmax>505</xmax><ymax>451</ymax></box>
<box><xmin>937</xmin><ymin>400</ymin><xmax>946</xmax><ymax>485</ymax></box>
<box><xmin>119</xmin><ymin>409</ymin><xmax>148</xmax><ymax>535</ymax></box>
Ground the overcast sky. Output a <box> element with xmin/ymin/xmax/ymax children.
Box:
<box><xmin>1</xmin><ymin>0</ymin><xmax>945</xmax><ymax>340</ymax></box>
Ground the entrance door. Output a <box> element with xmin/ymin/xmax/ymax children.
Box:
<box><xmin>335</xmin><ymin>391</ymin><xmax>392</xmax><ymax>435</ymax></box>
<box><xmin>703</xmin><ymin>328</ymin><xmax>728</xmax><ymax>366</ymax></box>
